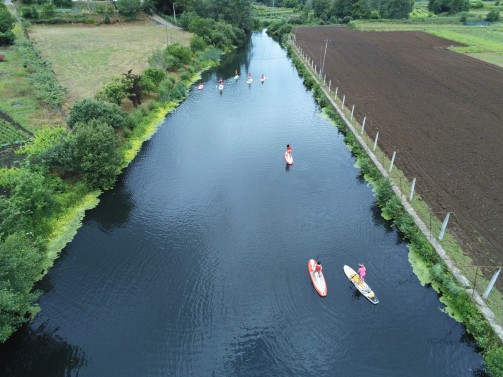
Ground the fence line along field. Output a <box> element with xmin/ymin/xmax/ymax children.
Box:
<box><xmin>29</xmin><ymin>23</ymin><xmax>193</xmax><ymax>109</ymax></box>
<box><xmin>293</xmin><ymin>26</ymin><xmax>503</xmax><ymax>291</ymax></box>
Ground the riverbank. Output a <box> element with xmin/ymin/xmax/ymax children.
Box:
<box><xmin>284</xmin><ymin>36</ymin><xmax>503</xmax><ymax>376</ymax></box>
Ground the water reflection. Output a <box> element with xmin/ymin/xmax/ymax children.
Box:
<box><xmin>370</xmin><ymin>203</ymin><xmax>393</xmax><ymax>233</ymax></box>
<box><xmin>85</xmin><ymin>175</ymin><xmax>134</xmax><ymax>233</ymax></box>
<box><xmin>0</xmin><ymin>324</ymin><xmax>86</xmax><ymax>377</ymax></box>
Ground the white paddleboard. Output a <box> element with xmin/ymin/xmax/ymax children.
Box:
<box><xmin>343</xmin><ymin>265</ymin><xmax>379</xmax><ymax>304</ymax></box>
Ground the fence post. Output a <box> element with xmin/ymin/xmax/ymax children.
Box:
<box><xmin>438</xmin><ymin>212</ymin><xmax>450</xmax><ymax>241</ymax></box>
<box><xmin>483</xmin><ymin>268</ymin><xmax>501</xmax><ymax>299</ymax></box>
<box><xmin>342</xmin><ymin>95</ymin><xmax>345</xmax><ymax>109</ymax></box>
<box><xmin>409</xmin><ymin>178</ymin><xmax>416</xmax><ymax>201</ymax></box>
<box><xmin>328</xmin><ymin>80</ymin><xmax>331</xmax><ymax>93</ymax></box>
<box><xmin>361</xmin><ymin>116</ymin><xmax>366</xmax><ymax>134</ymax></box>
<box><xmin>373</xmin><ymin>132</ymin><xmax>379</xmax><ymax>152</ymax></box>
<box><xmin>350</xmin><ymin>105</ymin><xmax>354</xmax><ymax>120</ymax></box>
<box><xmin>389</xmin><ymin>151</ymin><xmax>396</xmax><ymax>173</ymax></box>
<box><xmin>335</xmin><ymin>87</ymin><xmax>338</xmax><ymax>99</ymax></box>
<box><xmin>324</xmin><ymin>74</ymin><xmax>326</xmax><ymax>85</ymax></box>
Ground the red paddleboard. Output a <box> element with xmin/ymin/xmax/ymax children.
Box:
<box><xmin>308</xmin><ymin>259</ymin><xmax>327</xmax><ymax>297</ymax></box>
<box><xmin>284</xmin><ymin>151</ymin><xmax>293</xmax><ymax>165</ymax></box>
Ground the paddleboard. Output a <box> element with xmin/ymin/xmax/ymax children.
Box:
<box><xmin>260</xmin><ymin>76</ymin><xmax>266</xmax><ymax>82</ymax></box>
<box><xmin>343</xmin><ymin>265</ymin><xmax>379</xmax><ymax>304</ymax></box>
<box><xmin>234</xmin><ymin>75</ymin><xmax>239</xmax><ymax>79</ymax></box>
<box><xmin>197</xmin><ymin>84</ymin><xmax>204</xmax><ymax>90</ymax></box>
<box><xmin>308</xmin><ymin>259</ymin><xmax>327</xmax><ymax>297</ymax></box>
<box><xmin>284</xmin><ymin>151</ymin><xmax>293</xmax><ymax>165</ymax></box>
<box><xmin>218</xmin><ymin>84</ymin><xmax>224</xmax><ymax>91</ymax></box>
<box><xmin>247</xmin><ymin>78</ymin><xmax>253</xmax><ymax>84</ymax></box>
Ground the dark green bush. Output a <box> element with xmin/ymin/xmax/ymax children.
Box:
<box><xmin>68</xmin><ymin>99</ymin><xmax>127</xmax><ymax>129</ymax></box>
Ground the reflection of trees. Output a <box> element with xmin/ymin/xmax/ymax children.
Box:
<box><xmin>214</xmin><ymin>36</ymin><xmax>253</xmax><ymax>80</ymax></box>
<box><xmin>85</xmin><ymin>175</ymin><xmax>134</xmax><ymax>233</ymax></box>
<box><xmin>0</xmin><ymin>323</ymin><xmax>87</xmax><ymax>377</ymax></box>
<box><xmin>370</xmin><ymin>203</ymin><xmax>393</xmax><ymax>234</ymax></box>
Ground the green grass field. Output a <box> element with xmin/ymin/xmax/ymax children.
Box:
<box><xmin>354</xmin><ymin>21</ymin><xmax>503</xmax><ymax>67</ymax></box>
<box><xmin>29</xmin><ymin>22</ymin><xmax>193</xmax><ymax>109</ymax></box>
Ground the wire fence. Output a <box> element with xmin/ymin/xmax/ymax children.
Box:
<box><xmin>289</xmin><ymin>37</ymin><xmax>503</xmax><ymax>325</ymax></box>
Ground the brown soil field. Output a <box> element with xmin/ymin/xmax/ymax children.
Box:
<box><xmin>294</xmin><ymin>27</ymin><xmax>503</xmax><ymax>284</ymax></box>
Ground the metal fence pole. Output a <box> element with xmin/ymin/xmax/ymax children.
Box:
<box><xmin>373</xmin><ymin>132</ymin><xmax>379</xmax><ymax>152</ymax></box>
<box><xmin>483</xmin><ymin>268</ymin><xmax>501</xmax><ymax>299</ymax></box>
<box><xmin>409</xmin><ymin>178</ymin><xmax>416</xmax><ymax>201</ymax></box>
<box><xmin>389</xmin><ymin>151</ymin><xmax>396</xmax><ymax>173</ymax></box>
<box><xmin>438</xmin><ymin>212</ymin><xmax>450</xmax><ymax>241</ymax></box>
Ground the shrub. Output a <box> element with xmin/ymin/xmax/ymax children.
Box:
<box><xmin>68</xmin><ymin>99</ymin><xmax>127</xmax><ymax>129</ymax></box>
<box><xmin>485</xmin><ymin>347</ymin><xmax>503</xmax><ymax>377</ymax></box>
<box><xmin>486</xmin><ymin>10</ymin><xmax>500</xmax><ymax>22</ymax></box>
<box><xmin>143</xmin><ymin>67</ymin><xmax>165</xmax><ymax>87</ymax></box>
<box><xmin>190</xmin><ymin>35</ymin><xmax>206</xmax><ymax>52</ymax></box>
<box><xmin>0</xmin><ymin>8</ymin><xmax>15</xmax><ymax>33</ymax></box>
<box><xmin>53</xmin><ymin>0</ymin><xmax>72</xmax><ymax>7</ymax></box>
<box><xmin>95</xmin><ymin>75</ymin><xmax>133</xmax><ymax>106</ymax></box>
<box><xmin>117</xmin><ymin>0</ymin><xmax>141</xmax><ymax>20</ymax></box>
<box><xmin>470</xmin><ymin>0</ymin><xmax>484</xmax><ymax>8</ymax></box>
<box><xmin>40</xmin><ymin>3</ymin><xmax>56</xmax><ymax>18</ymax></box>
<box><xmin>0</xmin><ymin>31</ymin><xmax>14</xmax><ymax>46</ymax></box>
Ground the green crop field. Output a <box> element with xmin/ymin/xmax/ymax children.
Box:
<box><xmin>0</xmin><ymin>119</ymin><xmax>31</xmax><ymax>148</ymax></box>
<box><xmin>29</xmin><ymin>22</ymin><xmax>193</xmax><ymax>109</ymax></box>
<box><xmin>354</xmin><ymin>21</ymin><xmax>503</xmax><ymax>67</ymax></box>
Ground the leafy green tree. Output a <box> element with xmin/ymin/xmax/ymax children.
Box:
<box><xmin>380</xmin><ymin>0</ymin><xmax>413</xmax><ymax>18</ymax></box>
<box><xmin>0</xmin><ymin>232</ymin><xmax>43</xmax><ymax>342</ymax></box>
<box><xmin>95</xmin><ymin>75</ymin><xmax>133</xmax><ymax>106</ymax></box>
<box><xmin>313</xmin><ymin>0</ymin><xmax>331</xmax><ymax>19</ymax></box>
<box><xmin>70</xmin><ymin>120</ymin><xmax>122</xmax><ymax>189</ymax></box>
<box><xmin>68</xmin><ymin>99</ymin><xmax>127</xmax><ymax>129</ymax></box>
<box><xmin>117</xmin><ymin>0</ymin><xmax>142</xmax><ymax>19</ymax></box>
<box><xmin>190</xmin><ymin>35</ymin><xmax>206</xmax><ymax>52</ymax></box>
<box><xmin>0</xmin><ymin>197</ymin><xmax>30</xmax><ymax>240</ymax></box>
<box><xmin>0</xmin><ymin>8</ymin><xmax>16</xmax><ymax>33</ymax></box>
<box><xmin>142</xmin><ymin>67</ymin><xmax>166</xmax><ymax>87</ymax></box>
<box><xmin>428</xmin><ymin>0</ymin><xmax>469</xmax><ymax>14</ymax></box>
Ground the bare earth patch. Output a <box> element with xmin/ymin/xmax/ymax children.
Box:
<box><xmin>294</xmin><ymin>26</ymin><xmax>503</xmax><ymax>285</ymax></box>
<box><xmin>29</xmin><ymin>22</ymin><xmax>193</xmax><ymax>110</ymax></box>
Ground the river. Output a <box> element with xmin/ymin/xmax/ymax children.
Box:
<box><xmin>0</xmin><ymin>30</ymin><xmax>485</xmax><ymax>377</ymax></box>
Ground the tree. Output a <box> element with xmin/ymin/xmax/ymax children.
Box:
<box><xmin>70</xmin><ymin>120</ymin><xmax>122</xmax><ymax>189</ymax></box>
<box><xmin>68</xmin><ymin>99</ymin><xmax>127</xmax><ymax>129</ymax></box>
<box><xmin>381</xmin><ymin>0</ymin><xmax>413</xmax><ymax>18</ymax></box>
<box><xmin>117</xmin><ymin>0</ymin><xmax>142</xmax><ymax>19</ymax></box>
<box><xmin>0</xmin><ymin>8</ymin><xmax>15</xmax><ymax>33</ymax></box>
<box><xmin>428</xmin><ymin>0</ymin><xmax>469</xmax><ymax>14</ymax></box>
<box><xmin>0</xmin><ymin>232</ymin><xmax>43</xmax><ymax>342</ymax></box>
<box><xmin>95</xmin><ymin>75</ymin><xmax>133</xmax><ymax>106</ymax></box>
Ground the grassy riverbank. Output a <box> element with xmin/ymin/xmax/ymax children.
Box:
<box><xmin>283</xmin><ymin>40</ymin><xmax>503</xmax><ymax>376</ymax></box>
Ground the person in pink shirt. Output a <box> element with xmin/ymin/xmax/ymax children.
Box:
<box><xmin>358</xmin><ymin>263</ymin><xmax>366</xmax><ymax>284</ymax></box>
<box><xmin>314</xmin><ymin>260</ymin><xmax>322</xmax><ymax>277</ymax></box>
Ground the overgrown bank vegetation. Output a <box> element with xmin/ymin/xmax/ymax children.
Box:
<box><xmin>283</xmin><ymin>39</ymin><xmax>503</xmax><ymax>377</ymax></box>
<box><xmin>0</xmin><ymin>0</ymin><xmax>252</xmax><ymax>343</ymax></box>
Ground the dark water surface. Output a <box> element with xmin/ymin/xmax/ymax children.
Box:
<box><xmin>0</xmin><ymin>31</ymin><xmax>484</xmax><ymax>377</ymax></box>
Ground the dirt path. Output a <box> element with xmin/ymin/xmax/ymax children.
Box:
<box><xmin>294</xmin><ymin>27</ymin><xmax>503</xmax><ymax>285</ymax></box>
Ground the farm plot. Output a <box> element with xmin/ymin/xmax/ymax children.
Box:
<box><xmin>0</xmin><ymin>119</ymin><xmax>31</xmax><ymax>148</ymax></box>
<box><xmin>294</xmin><ymin>27</ymin><xmax>503</xmax><ymax>284</ymax></box>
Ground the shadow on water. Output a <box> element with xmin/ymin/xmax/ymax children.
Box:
<box><xmin>0</xmin><ymin>323</ymin><xmax>86</xmax><ymax>377</ymax></box>
<box><xmin>370</xmin><ymin>203</ymin><xmax>393</xmax><ymax>233</ymax></box>
<box><xmin>84</xmin><ymin>175</ymin><xmax>134</xmax><ymax>233</ymax></box>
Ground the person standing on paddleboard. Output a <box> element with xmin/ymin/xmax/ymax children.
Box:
<box><xmin>286</xmin><ymin>144</ymin><xmax>292</xmax><ymax>156</ymax></box>
<box><xmin>358</xmin><ymin>263</ymin><xmax>366</xmax><ymax>283</ymax></box>
<box><xmin>315</xmin><ymin>260</ymin><xmax>322</xmax><ymax>277</ymax></box>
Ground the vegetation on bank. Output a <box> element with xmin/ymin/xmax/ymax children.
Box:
<box><xmin>283</xmin><ymin>36</ymin><xmax>503</xmax><ymax>377</ymax></box>
<box><xmin>0</xmin><ymin>0</ymin><xmax>253</xmax><ymax>343</ymax></box>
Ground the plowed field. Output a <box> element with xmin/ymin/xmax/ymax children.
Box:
<box><xmin>294</xmin><ymin>27</ymin><xmax>503</xmax><ymax>281</ymax></box>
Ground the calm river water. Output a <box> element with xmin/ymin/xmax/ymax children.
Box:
<box><xmin>0</xmin><ymin>31</ymin><xmax>485</xmax><ymax>376</ymax></box>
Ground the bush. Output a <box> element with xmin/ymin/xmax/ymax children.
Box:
<box><xmin>0</xmin><ymin>8</ymin><xmax>15</xmax><ymax>33</ymax></box>
<box><xmin>40</xmin><ymin>3</ymin><xmax>56</xmax><ymax>18</ymax></box>
<box><xmin>470</xmin><ymin>0</ymin><xmax>484</xmax><ymax>8</ymax></box>
<box><xmin>486</xmin><ymin>10</ymin><xmax>500</xmax><ymax>22</ymax></box>
<box><xmin>117</xmin><ymin>0</ymin><xmax>141</xmax><ymax>19</ymax></box>
<box><xmin>190</xmin><ymin>35</ymin><xmax>206</xmax><ymax>52</ymax></box>
<box><xmin>20</xmin><ymin>6</ymin><xmax>38</xmax><ymax>19</ymax></box>
<box><xmin>485</xmin><ymin>347</ymin><xmax>503</xmax><ymax>377</ymax></box>
<box><xmin>0</xmin><ymin>31</ymin><xmax>14</xmax><ymax>46</ymax></box>
<box><xmin>69</xmin><ymin>120</ymin><xmax>122</xmax><ymax>189</ymax></box>
<box><xmin>143</xmin><ymin>67</ymin><xmax>165</xmax><ymax>87</ymax></box>
<box><xmin>68</xmin><ymin>99</ymin><xmax>127</xmax><ymax>129</ymax></box>
<box><xmin>53</xmin><ymin>0</ymin><xmax>72</xmax><ymax>7</ymax></box>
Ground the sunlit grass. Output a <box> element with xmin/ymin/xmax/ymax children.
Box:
<box><xmin>30</xmin><ymin>22</ymin><xmax>193</xmax><ymax>110</ymax></box>
<box><xmin>354</xmin><ymin>21</ymin><xmax>503</xmax><ymax>67</ymax></box>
